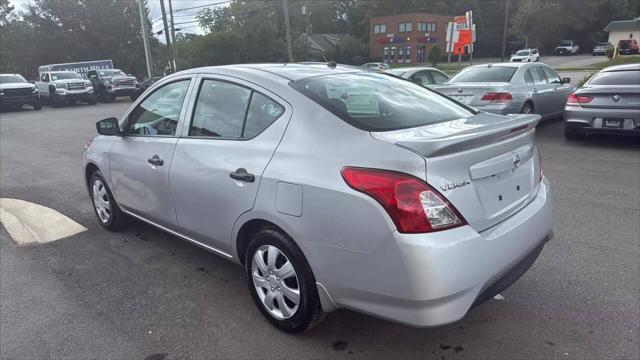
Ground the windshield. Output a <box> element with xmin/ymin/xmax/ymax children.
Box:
<box><xmin>589</xmin><ymin>70</ymin><xmax>640</xmax><ymax>86</ymax></box>
<box><xmin>291</xmin><ymin>72</ymin><xmax>474</xmax><ymax>131</ymax></box>
<box><xmin>448</xmin><ymin>66</ymin><xmax>517</xmax><ymax>83</ymax></box>
<box><xmin>51</xmin><ymin>72</ymin><xmax>81</xmax><ymax>80</ymax></box>
<box><xmin>98</xmin><ymin>69</ymin><xmax>126</xmax><ymax>77</ymax></box>
<box><xmin>515</xmin><ymin>50</ymin><xmax>530</xmax><ymax>56</ymax></box>
<box><xmin>0</xmin><ymin>75</ymin><xmax>27</xmax><ymax>84</ymax></box>
<box><xmin>559</xmin><ymin>41</ymin><xmax>573</xmax><ymax>46</ymax></box>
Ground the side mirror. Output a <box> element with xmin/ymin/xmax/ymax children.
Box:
<box><xmin>96</xmin><ymin>117</ymin><xmax>120</xmax><ymax>136</ymax></box>
<box><xmin>562</xmin><ymin>77</ymin><xmax>571</xmax><ymax>84</ymax></box>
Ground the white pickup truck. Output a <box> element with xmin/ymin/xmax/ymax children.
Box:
<box><xmin>35</xmin><ymin>70</ymin><xmax>96</xmax><ymax>107</ymax></box>
<box><xmin>555</xmin><ymin>40</ymin><xmax>579</xmax><ymax>56</ymax></box>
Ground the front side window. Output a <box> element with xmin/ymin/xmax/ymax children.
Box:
<box><xmin>542</xmin><ymin>66</ymin><xmax>561</xmax><ymax>84</ymax></box>
<box><xmin>124</xmin><ymin>80</ymin><xmax>190</xmax><ymax>136</ymax></box>
<box><xmin>291</xmin><ymin>72</ymin><xmax>474</xmax><ymax>131</ymax></box>
<box><xmin>190</xmin><ymin>79</ymin><xmax>284</xmax><ymax>139</ymax></box>
<box><xmin>448</xmin><ymin>66</ymin><xmax>517</xmax><ymax>83</ymax></box>
<box><xmin>528</xmin><ymin>67</ymin><xmax>547</xmax><ymax>85</ymax></box>
<box><xmin>399</xmin><ymin>22</ymin><xmax>412</xmax><ymax>32</ymax></box>
<box><xmin>430</xmin><ymin>71</ymin><xmax>449</xmax><ymax>84</ymax></box>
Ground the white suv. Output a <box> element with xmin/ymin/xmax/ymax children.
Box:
<box><xmin>510</xmin><ymin>49</ymin><xmax>540</xmax><ymax>62</ymax></box>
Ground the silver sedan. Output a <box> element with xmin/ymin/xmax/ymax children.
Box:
<box><xmin>84</xmin><ymin>63</ymin><xmax>553</xmax><ymax>333</ymax></box>
<box><xmin>389</xmin><ymin>66</ymin><xmax>450</xmax><ymax>87</ymax></box>
<box><xmin>564</xmin><ymin>63</ymin><xmax>640</xmax><ymax>139</ymax></box>
<box><xmin>435</xmin><ymin>63</ymin><xmax>574</xmax><ymax>119</ymax></box>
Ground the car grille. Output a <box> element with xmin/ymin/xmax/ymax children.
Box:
<box><xmin>114</xmin><ymin>79</ymin><xmax>135</xmax><ymax>87</ymax></box>
<box><xmin>67</xmin><ymin>82</ymin><xmax>86</xmax><ymax>90</ymax></box>
<box><xmin>2</xmin><ymin>88</ymin><xmax>32</xmax><ymax>97</ymax></box>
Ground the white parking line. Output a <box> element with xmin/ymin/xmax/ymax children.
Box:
<box><xmin>0</xmin><ymin>198</ymin><xmax>87</xmax><ymax>245</ymax></box>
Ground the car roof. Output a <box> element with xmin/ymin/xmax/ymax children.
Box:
<box><xmin>466</xmin><ymin>62</ymin><xmax>534</xmax><ymax>69</ymax></box>
<box><xmin>602</xmin><ymin>63</ymin><xmax>640</xmax><ymax>72</ymax></box>
<box><xmin>175</xmin><ymin>63</ymin><xmax>366</xmax><ymax>82</ymax></box>
<box><xmin>391</xmin><ymin>66</ymin><xmax>440</xmax><ymax>72</ymax></box>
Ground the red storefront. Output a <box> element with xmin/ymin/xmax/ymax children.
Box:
<box><xmin>369</xmin><ymin>13</ymin><xmax>453</xmax><ymax>64</ymax></box>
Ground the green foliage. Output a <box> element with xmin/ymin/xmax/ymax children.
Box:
<box><xmin>605</xmin><ymin>47</ymin><xmax>615</xmax><ymax>59</ymax></box>
<box><xmin>428</xmin><ymin>45</ymin><xmax>442</xmax><ymax>66</ymax></box>
<box><xmin>325</xmin><ymin>35</ymin><xmax>368</xmax><ymax>65</ymax></box>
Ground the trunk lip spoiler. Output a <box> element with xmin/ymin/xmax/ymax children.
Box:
<box><xmin>371</xmin><ymin>114</ymin><xmax>541</xmax><ymax>158</ymax></box>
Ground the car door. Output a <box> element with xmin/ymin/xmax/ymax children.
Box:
<box><xmin>170</xmin><ymin>76</ymin><xmax>291</xmax><ymax>254</ymax></box>
<box><xmin>108</xmin><ymin>77</ymin><xmax>194</xmax><ymax>228</ymax></box>
<box><xmin>541</xmin><ymin>65</ymin><xmax>572</xmax><ymax>115</ymax></box>
<box><xmin>526</xmin><ymin>66</ymin><xmax>553</xmax><ymax>115</ymax></box>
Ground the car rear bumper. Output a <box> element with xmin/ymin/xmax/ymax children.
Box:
<box><xmin>564</xmin><ymin>106</ymin><xmax>640</xmax><ymax>135</ymax></box>
<box><xmin>317</xmin><ymin>178</ymin><xmax>553</xmax><ymax>327</ymax></box>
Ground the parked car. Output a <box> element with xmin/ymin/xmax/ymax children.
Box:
<box><xmin>87</xmin><ymin>69</ymin><xmax>138</xmax><ymax>102</ymax></box>
<box><xmin>361</xmin><ymin>62</ymin><xmax>390</xmax><ymax>71</ymax></box>
<box><xmin>84</xmin><ymin>63</ymin><xmax>553</xmax><ymax>333</ymax></box>
<box><xmin>0</xmin><ymin>73</ymin><xmax>41</xmax><ymax>111</ymax></box>
<box><xmin>136</xmin><ymin>76</ymin><xmax>163</xmax><ymax>95</ymax></box>
<box><xmin>592</xmin><ymin>42</ymin><xmax>613</xmax><ymax>56</ymax></box>
<box><xmin>617</xmin><ymin>39</ymin><xmax>639</xmax><ymax>55</ymax></box>
<box><xmin>36</xmin><ymin>71</ymin><xmax>96</xmax><ymax>107</ymax></box>
<box><xmin>510</xmin><ymin>49</ymin><xmax>540</xmax><ymax>62</ymax></box>
<box><xmin>388</xmin><ymin>67</ymin><xmax>449</xmax><ymax>87</ymax></box>
<box><xmin>555</xmin><ymin>40</ymin><xmax>579</xmax><ymax>55</ymax></box>
<box><xmin>563</xmin><ymin>63</ymin><xmax>640</xmax><ymax>139</ymax></box>
<box><xmin>434</xmin><ymin>63</ymin><xmax>573</xmax><ymax>119</ymax></box>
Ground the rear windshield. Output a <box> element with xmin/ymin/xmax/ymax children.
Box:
<box><xmin>291</xmin><ymin>72</ymin><xmax>474</xmax><ymax>131</ymax></box>
<box><xmin>448</xmin><ymin>66</ymin><xmax>517</xmax><ymax>83</ymax></box>
<box><xmin>589</xmin><ymin>70</ymin><xmax>640</xmax><ymax>86</ymax></box>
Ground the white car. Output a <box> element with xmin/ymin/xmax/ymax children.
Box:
<box><xmin>555</xmin><ymin>40</ymin><xmax>579</xmax><ymax>56</ymax></box>
<box><xmin>510</xmin><ymin>49</ymin><xmax>540</xmax><ymax>63</ymax></box>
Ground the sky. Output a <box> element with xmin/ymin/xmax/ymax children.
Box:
<box><xmin>8</xmin><ymin>0</ymin><xmax>231</xmax><ymax>39</ymax></box>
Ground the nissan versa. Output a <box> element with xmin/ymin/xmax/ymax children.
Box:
<box><xmin>83</xmin><ymin>63</ymin><xmax>554</xmax><ymax>333</ymax></box>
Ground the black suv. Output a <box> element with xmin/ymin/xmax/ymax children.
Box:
<box><xmin>87</xmin><ymin>69</ymin><xmax>138</xmax><ymax>102</ymax></box>
<box><xmin>0</xmin><ymin>73</ymin><xmax>41</xmax><ymax>111</ymax></box>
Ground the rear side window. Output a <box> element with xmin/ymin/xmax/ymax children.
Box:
<box><xmin>189</xmin><ymin>79</ymin><xmax>284</xmax><ymax>138</ymax></box>
<box><xmin>448</xmin><ymin>66</ymin><xmax>517</xmax><ymax>83</ymax></box>
<box><xmin>291</xmin><ymin>72</ymin><xmax>474</xmax><ymax>131</ymax></box>
<box><xmin>589</xmin><ymin>70</ymin><xmax>640</xmax><ymax>86</ymax></box>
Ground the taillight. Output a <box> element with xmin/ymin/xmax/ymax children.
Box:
<box><xmin>566</xmin><ymin>93</ymin><xmax>593</xmax><ymax>106</ymax></box>
<box><xmin>341</xmin><ymin>167</ymin><xmax>466</xmax><ymax>233</ymax></box>
<box><xmin>481</xmin><ymin>92</ymin><xmax>513</xmax><ymax>102</ymax></box>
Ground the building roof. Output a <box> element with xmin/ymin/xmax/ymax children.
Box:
<box><xmin>308</xmin><ymin>34</ymin><xmax>347</xmax><ymax>53</ymax></box>
<box><xmin>603</xmin><ymin>19</ymin><xmax>640</xmax><ymax>32</ymax></box>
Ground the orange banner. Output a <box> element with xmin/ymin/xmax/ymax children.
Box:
<box><xmin>458</xmin><ymin>29</ymin><xmax>472</xmax><ymax>45</ymax></box>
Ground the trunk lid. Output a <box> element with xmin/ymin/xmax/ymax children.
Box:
<box><xmin>371</xmin><ymin>112</ymin><xmax>542</xmax><ymax>231</ymax></box>
<box><xmin>434</xmin><ymin>82</ymin><xmax>511</xmax><ymax>106</ymax></box>
<box><xmin>576</xmin><ymin>85</ymin><xmax>640</xmax><ymax>110</ymax></box>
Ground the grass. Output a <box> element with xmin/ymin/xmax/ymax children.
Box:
<box><xmin>555</xmin><ymin>54</ymin><xmax>640</xmax><ymax>71</ymax></box>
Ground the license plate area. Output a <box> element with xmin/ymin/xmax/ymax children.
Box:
<box><xmin>452</xmin><ymin>95</ymin><xmax>473</xmax><ymax>104</ymax></box>
<box><xmin>603</xmin><ymin>118</ymin><xmax>623</xmax><ymax>128</ymax></box>
<box><xmin>474</xmin><ymin>164</ymin><xmax>533</xmax><ymax>218</ymax></box>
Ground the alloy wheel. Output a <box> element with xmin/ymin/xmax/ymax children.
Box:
<box><xmin>251</xmin><ymin>244</ymin><xmax>300</xmax><ymax>320</ymax></box>
<box><xmin>92</xmin><ymin>179</ymin><xmax>111</xmax><ymax>223</ymax></box>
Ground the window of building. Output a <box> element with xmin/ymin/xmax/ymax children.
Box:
<box><xmin>373</xmin><ymin>24</ymin><xmax>386</xmax><ymax>34</ymax></box>
<box><xmin>418</xmin><ymin>22</ymin><xmax>436</xmax><ymax>33</ymax></box>
<box><xmin>417</xmin><ymin>46</ymin><xmax>426</xmax><ymax>62</ymax></box>
<box><xmin>398</xmin><ymin>22</ymin><xmax>412</xmax><ymax>33</ymax></box>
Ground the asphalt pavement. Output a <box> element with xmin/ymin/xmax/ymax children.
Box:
<box><xmin>1</xmin><ymin>101</ymin><xmax>638</xmax><ymax>359</ymax></box>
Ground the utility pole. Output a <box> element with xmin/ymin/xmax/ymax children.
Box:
<box><xmin>282</xmin><ymin>0</ymin><xmax>294</xmax><ymax>62</ymax></box>
<box><xmin>168</xmin><ymin>0</ymin><xmax>178</xmax><ymax>71</ymax></box>
<box><xmin>303</xmin><ymin>1</ymin><xmax>310</xmax><ymax>61</ymax></box>
<box><xmin>500</xmin><ymin>0</ymin><xmax>510</xmax><ymax>62</ymax></box>
<box><xmin>159</xmin><ymin>0</ymin><xmax>174</xmax><ymax>73</ymax></box>
<box><xmin>137</xmin><ymin>0</ymin><xmax>153</xmax><ymax>78</ymax></box>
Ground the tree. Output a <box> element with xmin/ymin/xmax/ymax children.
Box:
<box><xmin>0</xmin><ymin>0</ymin><xmax>14</xmax><ymax>25</ymax></box>
<box><xmin>428</xmin><ymin>45</ymin><xmax>442</xmax><ymax>66</ymax></box>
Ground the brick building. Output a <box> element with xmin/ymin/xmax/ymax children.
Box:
<box><xmin>369</xmin><ymin>13</ymin><xmax>453</xmax><ymax>64</ymax></box>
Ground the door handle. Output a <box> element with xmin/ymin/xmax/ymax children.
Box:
<box><xmin>532</xmin><ymin>89</ymin><xmax>538</xmax><ymax>93</ymax></box>
<box><xmin>229</xmin><ymin>168</ymin><xmax>255</xmax><ymax>183</ymax></box>
<box><xmin>147</xmin><ymin>155</ymin><xmax>164</xmax><ymax>166</ymax></box>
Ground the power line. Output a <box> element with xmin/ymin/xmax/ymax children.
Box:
<box><xmin>173</xmin><ymin>0</ymin><xmax>231</xmax><ymax>13</ymax></box>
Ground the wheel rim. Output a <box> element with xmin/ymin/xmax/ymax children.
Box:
<box><xmin>522</xmin><ymin>104</ymin><xmax>532</xmax><ymax>114</ymax></box>
<box><xmin>251</xmin><ymin>245</ymin><xmax>300</xmax><ymax>320</ymax></box>
<box><xmin>92</xmin><ymin>179</ymin><xmax>112</xmax><ymax>223</ymax></box>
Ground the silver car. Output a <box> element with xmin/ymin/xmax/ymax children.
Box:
<box><xmin>563</xmin><ymin>63</ymin><xmax>640</xmax><ymax>139</ymax></box>
<box><xmin>84</xmin><ymin>64</ymin><xmax>554</xmax><ymax>333</ymax></box>
<box><xmin>435</xmin><ymin>63</ymin><xmax>573</xmax><ymax>118</ymax></box>
<box><xmin>389</xmin><ymin>67</ymin><xmax>449</xmax><ymax>87</ymax></box>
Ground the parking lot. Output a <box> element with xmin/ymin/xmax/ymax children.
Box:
<box><xmin>1</xmin><ymin>102</ymin><xmax>638</xmax><ymax>359</ymax></box>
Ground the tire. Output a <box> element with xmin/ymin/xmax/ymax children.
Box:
<box><xmin>106</xmin><ymin>94</ymin><xmax>115</xmax><ymax>103</ymax></box>
<box><xmin>564</xmin><ymin>127</ymin><xmax>584</xmax><ymax>140</ymax></box>
<box><xmin>130</xmin><ymin>94</ymin><xmax>138</xmax><ymax>101</ymax></box>
<box><xmin>33</xmin><ymin>102</ymin><xmax>42</xmax><ymax>110</ymax></box>
<box><xmin>89</xmin><ymin>171</ymin><xmax>128</xmax><ymax>231</ymax></box>
<box><xmin>521</xmin><ymin>102</ymin><xmax>534</xmax><ymax>114</ymax></box>
<box><xmin>88</xmin><ymin>96</ymin><xmax>97</xmax><ymax>105</ymax></box>
<box><xmin>50</xmin><ymin>92</ymin><xmax>61</xmax><ymax>108</ymax></box>
<box><xmin>245</xmin><ymin>227</ymin><xmax>326</xmax><ymax>333</ymax></box>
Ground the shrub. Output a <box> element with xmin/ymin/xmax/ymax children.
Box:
<box><xmin>428</xmin><ymin>45</ymin><xmax>442</xmax><ymax>66</ymax></box>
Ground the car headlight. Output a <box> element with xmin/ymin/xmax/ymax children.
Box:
<box><xmin>56</xmin><ymin>83</ymin><xmax>66</xmax><ymax>89</ymax></box>
<box><xmin>32</xmin><ymin>87</ymin><xmax>39</xmax><ymax>94</ymax></box>
<box><xmin>0</xmin><ymin>90</ymin><xmax>4</xmax><ymax>96</ymax></box>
